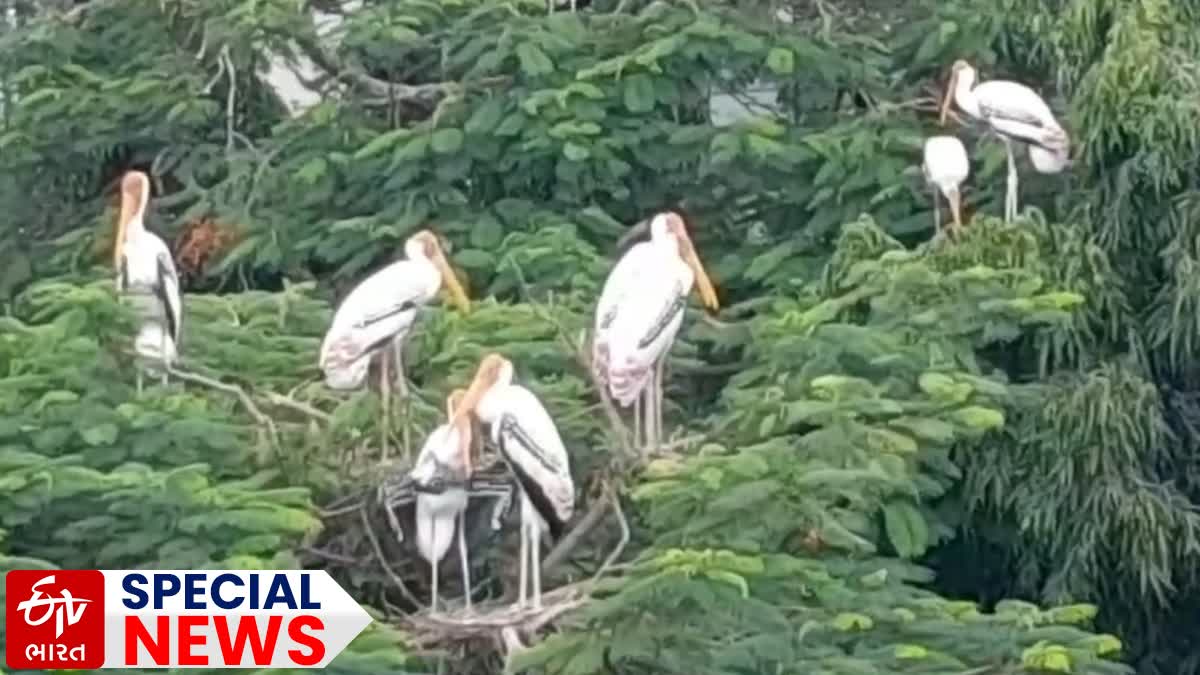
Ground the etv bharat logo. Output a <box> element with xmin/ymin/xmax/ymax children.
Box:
<box><xmin>6</xmin><ymin>569</ymin><xmax>371</xmax><ymax>669</ymax></box>
<box><xmin>18</xmin><ymin>574</ymin><xmax>94</xmax><ymax>638</ymax></box>
<box><xmin>5</xmin><ymin>570</ymin><xmax>106</xmax><ymax>669</ymax></box>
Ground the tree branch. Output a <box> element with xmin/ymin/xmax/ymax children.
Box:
<box><xmin>358</xmin><ymin>502</ymin><xmax>421</xmax><ymax>607</ymax></box>
<box><xmin>541</xmin><ymin>491</ymin><xmax>611</xmax><ymax>575</ymax></box>
<box><xmin>290</xmin><ymin>32</ymin><xmax>509</xmax><ymax>107</ymax></box>
<box><xmin>166</xmin><ymin>365</ymin><xmax>282</xmax><ymax>457</ymax></box>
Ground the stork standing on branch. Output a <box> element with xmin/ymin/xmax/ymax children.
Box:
<box><xmin>455</xmin><ymin>353</ymin><xmax>574</xmax><ymax>611</ymax></box>
<box><xmin>113</xmin><ymin>171</ymin><xmax>183</xmax><ymax>395</ymax></box>
<box><xmin>922</xmin><ymin>135</ymin><xmax>970</xmax><ymax>238</ymax></box>
<box><xmin>939</xmin><ymin>59</ymin><xmax>1071</xmax><ymax>222</ymax></box>
<box><xmin>592</xmin><ymin>212</ymin><xmax>719</xmax><ymax>458</ymax></box>
<box><xmin>319</xmin><ymin>229</ymin><xmax>471</xmax><ymax>462</ymax></box>
<box><xmin>409</xmin><ymin>388</ymin><xmax>477</xmax><ymax>615</ymax></box>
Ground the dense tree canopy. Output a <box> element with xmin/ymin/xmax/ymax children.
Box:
<box><xmin>0</xmin><ymin>0</ymin><xmax>1196</xmax><ymax>673</ymax></box>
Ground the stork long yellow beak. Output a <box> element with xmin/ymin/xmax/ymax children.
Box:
<box><xmin>948</xmin><ymin>189</ymin><xmax>963</xmax><ymax>230</ymax></box>
<box><xmin>677</xmin><ymin>233</ymin><xmax>719</xmax><ymax>311</ymax></box>
<box><xmin>446</xmin><ymin>388</ymin><xmax>472</xmax><ymax>475</ymax></box>
<box><xmin>430</xmin><ymin>240</ymin><xmax>471</xmax><ymax>314</ymax></box>
<box><xmin>114</xmin><ymin>176</ymin><xmax>143</xmax><ymax>268</ymax></box>
<box><xmin>452</xmin><ymin>354</ymin><xmax>506</xmax><ymax>429</ymax></box>
<box><xmin>452</xmin><ymin>363</ymin><xmax>490</xmax><ymax>429</ymax></box>
<box><xmin>939</xmin><ymin>70</ymin><xmax>958</xmax><ymax>127</ymax></box>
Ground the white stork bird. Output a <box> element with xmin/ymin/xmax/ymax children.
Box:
<box><xmin>592</xmin><ymin>212</ymin><xmax>719</xmax><ymax>457</ymax></box>
<box><xmin>409</xmin><ymin>388</ymin><xmax>475</xmax><ymax>615</ymax></box>
<box><xmin>455</xmin><ymin>353</ymin><xmax>574</xmax><ymax>610</ymax></box>
<box><xmin>939</xmin><ymin>59</ymin><xmax>1070</xmax><ymax>223</ymax></box>
<box><xmin>922</xmin><ymin>135</ymin><xmax>970</xmax><ymax>238</ymax></box>
<box><xmin>113</xmin><ymin>171</ymin><xmax>183</xmax><ymax>394</ymax></box>
<box><xmin>318</xmin><ymin>229</ymin><xmax>470</xmax><ymax>462</ymax></box>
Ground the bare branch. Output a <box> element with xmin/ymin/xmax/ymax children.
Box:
<box><xmin>595</xmin><ymin>486</ymin><xmax>629</xmax><ymax>581</ymax></box>
<box><xmin>264</xmin><ymin>391</ymin><xmax>333</xmax><ymax>424</ymax></box>
<box><xmin>291</xmin><ymin>33</ymin><xmax>508</xmax><ymax>106</ymax></box>
<box><xmin>166</xmin><ymin>365</ymin><xmax>282</xmax><ymax>456</ymax></box>
<box><xmin>358</xmin><ymin>502</ymin><xmax>421</xmax><ymax>607</ymax></box>
<box><xmin>541</xmin><ymin>492</ymin><xmax>611</xmax><ymax>575</ymax></box>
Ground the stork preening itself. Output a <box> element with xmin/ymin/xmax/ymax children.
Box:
<box><xmin>939</xmin><ymin>59</ymin><xmax>1070</xmax><ymax>222</ymax></box>
<box><xmin>409</xmin><ymin>389</ymin><xmax>476</xmax><ymax>615</ymax></box>
<box><xmin>319</xmin><ymin>229</ymin><xmax>471</xmax><ymax>462</ymax></box>
<box><xmin>592</xmin><ymin>212</ymin><xmax>719</xmax><ymax>458</ymax></box>
<box><xmin>922</xmin><ymin>135</ymin><xmax>970</xmax><ymax>238</ymax></box>
<box><xmin>113</xmin><ymin>171</ymin><xmax>183</xmax><ymax>395</ymax></box>
<box><xmin>455</xmin><ymin>353</ymin><xmax>574</xmax><ymax>610</ymax></box>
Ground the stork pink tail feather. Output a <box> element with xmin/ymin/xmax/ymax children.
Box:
<box><xmin>607</xmin><ymin>363</ymin><xmax>651</xmax><ymax>407</ymax></box>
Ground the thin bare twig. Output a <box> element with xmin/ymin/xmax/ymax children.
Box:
<box><xmin>358</xmin><ymin>502</ymin><xmax>421</xmax><ymax>607</ymax></box>
<box><xmin>541</xmin><ymin>493</ymin><xmax>610</xmax><ymax>575</ymax></box>
<box><xmin>166</xmin><ymin>365</ymin><xmax>282</xmax><ymax>456</ymax></box>
<box><xmin>503</xmin><ymin>255</ymin><xmax>635</xmax><ymax>459</ymax></box>
<box><xmin>595</xmin><ymin>486</ymin><xmax>629</xmax><ymax>581</ymax></box>
<box><xmin>265</xmin><ymin>391</ymin><xmax>333</xmax><ymax>423</ymax></box>
<box><xmin>299</xmin><ymin>545</ymin><xmax>361</xmax><ymax>565</ymax></box>
<box><xmin>222</xmin><ymin>46</ymin><xmax>237</xmax><ymax>152</ymax></box>
<box><xmin>202</xmin><ymin>51</ymin><xmax>226</xmax><ymax>94</ymax></box>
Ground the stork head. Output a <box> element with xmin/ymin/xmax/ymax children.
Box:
<box><xmin>454</xmin><ymin>352</ymin><xmax>513</xmax><ymax>426</ymax></box>
<box><xmin>405</xmin><ymin>229</ymin><xmax>471</xmax><ymax>314</ymax></box>
<box><xmin>940</xmin><ymin>59</ymin><xmax>976</xmax><ymax>126</ymax></box>
<box><xmin>656</xmin><ymin>212</ymin><xmax>720</xmax><ymax>312</ymax></box>
<box><xmin>114</xmin><ymin>171</ymin><xmax>150</xmax><ymax>268</ymax></box>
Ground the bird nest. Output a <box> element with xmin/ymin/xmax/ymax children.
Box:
<box><xmin>402</xmin><ymin>583</ymin><xmax>590</xmax><ymax>653</ymax></box>
<box><xmin>308</xmin><ymin>454</ymin><xmax>628</xmax><ymax>659</ymax></box>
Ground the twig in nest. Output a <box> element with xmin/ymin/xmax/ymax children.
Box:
<box><xmin>300</xmin><ymin>545</ymin><xmax>361</xmax><ymax>565</ymax></box>
<box><xmin>358</xmin><ymin>502</ymin><xmax>421</xmax><ymax>607</ymax></box>
<box><xmin>404</xmin><ymin>583</ymin><xmax>589</xmax><ymax>649</ymax></box>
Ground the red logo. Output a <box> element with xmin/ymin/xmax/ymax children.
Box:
<box><xmin>5</xmin><ymin>570</ymin><xmax>105</xmax><ymax>669</ymax></box>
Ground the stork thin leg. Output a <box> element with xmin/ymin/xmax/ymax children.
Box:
<box><xmin>136</xmin><ymin>369</ymin><xmax>144</xmax><ymax>397</ymax></box>
<box><xmin>633</xmin><ymin>394</ymin><xmax>642</xmax><ymax>451</ymax></box>
<box><xmin>654</xmin><ymin>356</ymin><xmax>666</xmax><ymax>453</ymax></box>
<box><xmin>517</xmin><ymin>516</ymin><xmax>529</xmax><ymax>609</ymax></box>
<box><xmin>379</xmin><ymin>353</ymin><xmax>391</xmax><ymax>463</ymax></box>
<box><xmin>1004</xmin><ymin>138</ymin><xmax>1018</xmax><ymax>222</ymax></box>
<box><xmin>457</xmin><ymin>510</ymin><xmax>472</xmax><ymax>612</ymax></box>
<box><xmin>639</xmin><ymin>381</ymin><xmax>653</xmax><ymax>460</ymax></box>
<box><xmin>531</xmin><ymin>525</ymin><xmax>542</xmax><ymax>610</ymax></box>
<box><xmin>159</xmin><ymin>331</ymin><xmax>168</xmax><ymax>387</ymax></box>
<box><xmin>932</xmin><ymin>186</ymin><xmax>942</xmax><ymax>237</ymax></box>
<box><xmin>392</xmin><ymin>338</ymin><xmax>411</xmax><ymax>462</ymax></box>
<box><xmin>430</xmin><ymin>519</ymin><xmax>439</xmax><ymax>615</ymax></box>
<box><xmin>392</xmin><ymin>337</ymin><xmax>409</xmax><ymax>398</ymax></box>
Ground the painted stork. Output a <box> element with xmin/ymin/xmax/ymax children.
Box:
<box><xmin>409</xmin><ymin>388</ymin><xmax>475</xmax><ymax>615</ymax></box>
<box><xmin>455</xmin><ymin>353</ymin><xmax>574</xmax><ymax>610</ymax></box>
<box><xmin>318</xmin><ymin>229</ymin><xmax>470</xmax><ymax>462</ymax></box>
<box><xmin>113</xmin><ymin>171</ymin><xmax>183</xmax><ymax>394</ymax></box>
<box><xmin>592</xmin><ymin>212</ymin><xmax>719</xmax><ymax>457</ymax></box>
<box><xmin>939</xmin><ymin>59</ymin><xmax>1070</xmax><ymax>223</ymax></box>
<box><xmin>922</xmin><ymin>135</ymin><xmax>970</xmax><ymax>237</ymax></box>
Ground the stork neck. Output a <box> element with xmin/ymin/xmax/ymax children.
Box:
<box><xmin>954</xmin><ymin>72</ymin><xmax>981</xmax><ymax>118</ymax></box>
<box><xmin>474</xmin><ymin>382</ymin><xmax>508</xmax><ymax>425</ymax></box>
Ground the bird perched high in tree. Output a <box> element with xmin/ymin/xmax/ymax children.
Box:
<box><xmin>112</xmin><ymin>170</ymin><xmax>183</xmax><ymax>395</ymax></box>
<box><xmin>939</xmin><ymin>59</ymin><xmax>1070</xmax><ymax>222</ymax></box>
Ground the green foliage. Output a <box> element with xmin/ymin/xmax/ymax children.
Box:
<box><xmin>0</xmin><ymin>0</ymin><xmax>1176</xmax><ymax>673</ymax></box>
<box><xmin>515</xmin><ymin>217</ymin><xmax>1129</xmax><ymax>674</ymax></box>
